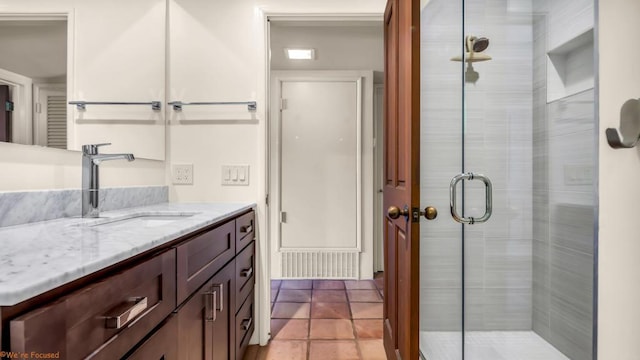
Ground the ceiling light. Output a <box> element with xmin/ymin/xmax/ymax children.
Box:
<box><xmin>285</xmin><ymin>48</ymin><xmax>315</xmax><ymax>60</ymax></box>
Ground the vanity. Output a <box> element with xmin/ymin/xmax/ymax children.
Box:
<box><xmin>0</xmin><ymin>202</ymin><xmax>255</xmax><ymax>360</ymax></box>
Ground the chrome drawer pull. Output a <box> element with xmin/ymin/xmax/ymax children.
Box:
<box><xmin>104</xmin><ymin>297</ymin><xmax>148</xmax><ymax>329</ymax></box>
<box><xmin>241</xmin><ymin>224</ymin><xmax>253</xmax><ymax>233</ymax></box>
<box><xmin>241</xmin><ymin>317</ymin><xmax>253</xmax><ymax>331</ymax></box>
<box><xmin>213</xmin><ymin>283</ymin><xmax>224</xmax><ymax>312</ymax></box>
<box><xmin>240</xmin><ymin>267</ymin><xmax>253</xmax><ymax>278</ymax></box>
<box><xmin>205</xmin><ymin>290</ymin><xmax>217</xmax><ymax>322</ymax></box>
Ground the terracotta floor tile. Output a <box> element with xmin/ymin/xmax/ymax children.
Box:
<box><xmin>313</xmin><ymin>280</ymin><xmax>346</xmax><ymax>289</ymax></box>
<box><xmin>312</xmin><ymin>289</ymin><xmax>348</xmax><ymax>303</ymax></box>
<box><xmin>271</xmin><ymin>280</ymin><xmax>282</xmax><ymax>290</ymax></box>
<box><xmin>353</xmin><ymin>319</ymin><xmax>383</xmax><ymax>339</ymax></box>
<box><xmin>311</xmin><ymin>302</ymin><xmax>351</xmax><ymax>319</ymax></box>
<box><xmin>257</xmin><ymin>340</ymin><xmax>308</xmax><ymax>360</ymax></box>
<box><xmin>309</xmin><ymin>340</ymin><xmax>360</xmax><ymax>360</ymax></box>
<box><xmin>272</xmin><ymin>302</ymin><xmax>310</xmax><ymax>319</ymax></box>
<box><xmin>350</xmin><ymin>303</ymin><xmax>383</xmax><ymax>319</ymax></box>
<box><xmin>277</xmin><ymin>289</ymin><xmax>312</xmax><ymax>303</ymax></box>
<box><xmin>281</xmin><ymin>280</ymin><xmax>313</xmax><ymax>290</ymax></box>
<box><xmin>309</xmin><ymin>319</ymin><xmax>355</xmax><ymax>340</ymax></box>
<box><xmin>358</xmin><ymin>339</ymin><xmax>386</xmax><ymax>360</ymax></box>
<box><xmin>347</xmin><ymin>290</ymin><xmax>382</xmax><ymax>302</ymax></box>
<box><xmin>271</xmin><ymin>319</ymin><xmax>309</xmax><ymax>340</ymax></box>
<box><xmin>344</xmin><ymin>280</ymin><xmax>377</xmax><ymax>290</ymax></box>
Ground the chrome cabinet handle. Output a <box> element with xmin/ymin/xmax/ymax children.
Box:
<box><xmin>205</xmin><ymin>290</ymin><xmax>217</xmax><ymax>322</ymax></box>
<box><xmin>449</xmin><ymin>172</ymin><xmax>493</xmax><ymax>225</ymax></box>
<box><xmin>213</xmin><ymin>283</ymin><xmax>224</xmax><ymax>312</ymax></box>
<box><xmin>241</xmin><ymin>224</ymin><xmax>253</xmax><ymax>233</ymax></box>
<box><xmin>104</xmin><ymin>296</ymin><xmax>148</xmax><ymax>329</ymax></box>
<box><xmin>241</xmin><ymin>317</ymin><xmax>253</xmax><ymax>330</ymax></box>
<box><xmin>241</xmin><ymin>267</ymin><xmax>253</xmax><ymax>278</ymax></box>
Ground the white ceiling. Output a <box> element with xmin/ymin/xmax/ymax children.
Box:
<box><xmin>0</xmin><ymin>20</ymin><xmax>67</xmax><ymax>80</ymax></box>
<box><xmin>270</xmin><ymin>22</ymin><xmax>383</xmax><ymax>72</ymax></box>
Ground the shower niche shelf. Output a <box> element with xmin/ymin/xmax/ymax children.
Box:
<box><xmin>547</xmin><ymin>29</ymin><xmax>594</xmax><ymax>103</ymax></box>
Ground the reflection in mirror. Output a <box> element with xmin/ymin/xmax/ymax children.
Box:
<box><xmin>0</xmin><ymin>18</ymin><xmax>67</xmax><ymax>149</ymax></box>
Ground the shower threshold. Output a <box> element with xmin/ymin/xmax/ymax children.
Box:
<box><xmin>419</xmin><ymin>331</ymin><xmax>569</xmax><ymax>360</ymax></box>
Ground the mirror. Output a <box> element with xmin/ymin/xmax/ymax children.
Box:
<box><xmin>0</xmin><ymin>18</ymin><xmax>67</xmax><ymax>149</ymax></box>
<box><xmin>0</xmin><ymin>0</ymin><xmax>167</xmax><ymax>160</ymax></box>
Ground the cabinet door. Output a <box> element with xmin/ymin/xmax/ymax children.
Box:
<box><xmin>177</xmin><ymin>280</ymin><xmax>213</xmax><ymax>360</ymax></box>
<box><xmin>211</xmin><ymin>261</ymin><xmax>236</xmax><ymax>360</ymax></box>
<box><xmin>125</xmin><ymin>316</ymin><xmax>178</xmax><ymax>360</ymax></box>
<box><xmin>177</xmin><ymin>261</ymin><xmax>235</xmax><ymax>360</ymax></box>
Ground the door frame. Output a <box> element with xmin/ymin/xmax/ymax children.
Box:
<box><xmin>269</xmin><ymin>71</ymin><xmax>369</xmax><ymax>278</ymax></box>
<box><xmin>0</xmin><ymin>68</ymin><xmax>32</xmax><ymax>145</ymax></box>
<box><xmin>33</xmin><ymin>83</ymin><xmax>66</xmax><ymax>147</ymax></box>
<box><xmin>261</xmin><ymin>11</ymin><xmax>383</xmax><ymax>345</ymax></box>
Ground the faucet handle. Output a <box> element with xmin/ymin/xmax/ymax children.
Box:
<box><xmin>82</xmin><ymin>143</ymin><xmax>111</xmax><ymax>155</ymax></box>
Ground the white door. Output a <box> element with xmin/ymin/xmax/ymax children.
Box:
<box><xmin>279</xmin><ymin>80</ymin><xmax>361</xmax><ymax>251</ymax></box>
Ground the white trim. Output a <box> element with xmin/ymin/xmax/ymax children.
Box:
<box><xmin>33</xmin><ymin>83</ymin><xmax>66</xmax><ymax>147</ymax></box>
<box><xmin>373</xmin><ymin>83</ymin><xmax>385</xmax><ymax>272</ymax></box>
<box><xmin>0</xmin><ymin>68</ymin><xmax>33</xmax><ymax>145</ymax></box>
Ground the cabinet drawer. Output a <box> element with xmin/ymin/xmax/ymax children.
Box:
<box><xmin>235</xmin><ymin>290</ymin><xmax>254</xmax><ymax>360</ymax></box>
<box><xmin>124</xmin><ymin>316</ymin><xmax>178</xmax><ymax>360</ymax></box>
<box><xmin>10</xmin><ymin>250</ymin><xmax>176</xmax><ymax>360</ymax></box>
<box><xmin>235</xmin><ymin>211</ymin><xmax>254</xmax><ymax>252</ymax></box>
<box><xmin>177</xmin><ymin>220</ymin><xmax>235</xmax><ymax>304</ymax></box>
<box><xmin>235</xmin><ymin>241</ymin><xmax>255</xmax><ymax>313</ymax></box>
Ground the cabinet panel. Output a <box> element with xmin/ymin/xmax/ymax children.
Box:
<box><xmin>235</xmin><ymin>241</ymin><xmax>255</xmax><ymax>313</ymax></box>
<box><xmin>177</xmin><ymin>221</ymin><xmax>235</xmax><ymax>304</ymax></box>
<box><xmin>177</xmin><ymin>261</ymin><xmax>236</xmax><ymax>360</ymax></box>
<box><xmin>235</xmin><ymin>211</ymin><xmax>254</xmax><ymax>252</ymax></box>
<box><xmin>235</xmin><ymin>290</ymin><xmax>254</xmax><ymax>360</ymax></box>
<box><xmin>177</xmin><ymin>278</ymin><xmax>213</xmax><ymax>360</ymax></box>
<box><xmin>10</xmin><ymin>249</ymin><xmax>176</xmax><ymax>360</ymax></box>
<box><xmin>125</xmin><ymin>316</ymin><xmax>178</xmax><ymax>360</ymax></box>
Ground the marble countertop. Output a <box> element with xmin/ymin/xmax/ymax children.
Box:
<box><xmin>0</xmin><ymin>202</ymin><xmax>255</xmax><ymax>306</ymax></box>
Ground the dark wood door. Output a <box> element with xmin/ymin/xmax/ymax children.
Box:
<box><xmin>383</xmin><ymin>0</ymin><xmax>420</xmax><ymax>359</ymax></box>
<box><xmin>211</xmin><ymin>262</ymin><xmax>235</xmax><ymax>360</ymax></box>
<box><xmin>0</xmin><ymin>85</ymin><xmax>10</xmax><ymax>142</ymax></box>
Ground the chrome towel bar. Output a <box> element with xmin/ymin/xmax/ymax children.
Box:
<box><xmin>168</xmin><ymin>101</ymin><xmax>257</xmax><ymax>111</ymax></box>
<box><xmin>69</xmin><ymin>101</ymin><xmax>161</xmax><ymax>111</ymax></box>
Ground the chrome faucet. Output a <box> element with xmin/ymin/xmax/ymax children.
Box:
<box><xmin>82</xmin><ymin>143</ymin><xmax>135</xmax><ymax>218</ymax></box>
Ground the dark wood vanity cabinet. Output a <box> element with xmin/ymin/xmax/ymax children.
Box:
<box><xmin>177</xmin><ymin>260</ymin><xmax>235</xmax><ymax>360</ymax></box>
<box><xmin>1</xmin><ymin>209</ymin><xmax>256</xmax><ymax>360</ymax></box>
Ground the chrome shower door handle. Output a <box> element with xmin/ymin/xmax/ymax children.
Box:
<box><xmin>449</xmin><ymin>172</ymin><xmax>493</xmax><ymax>225</ymax></box>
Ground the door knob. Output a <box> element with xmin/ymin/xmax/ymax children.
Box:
<box><xmin>387</xmin><ymin>206</ymin><xmax>408</xmax><ymax>219</ymax></box>
<box><xmin>388</xmin><ymin>206</ymin><xmax>438</xmax><ymax>220</ymax></box>
<box><xmin>422</xmin><ymin>206</ymin><xmax>438</xmax><ymax>220</ymax></box>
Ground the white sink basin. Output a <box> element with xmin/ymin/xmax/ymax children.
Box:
<box><xmin>78</xmin><ymin>212</ymin><xmax>199</xmax><ymax>229</ymax></box>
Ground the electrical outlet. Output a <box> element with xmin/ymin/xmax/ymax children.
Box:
<box><xmin>222</xmin><ymin>165</ymin><xmax>249</xmax><ymax>186</ymax></box>
<box><xmin>172</xmin><ymin>164</ymin><xmax>193</xmax><ymax>185</ymax></box>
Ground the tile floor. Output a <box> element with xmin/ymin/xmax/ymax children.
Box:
<box><xmin>244</xmin><ymin>273</ymin><xmax>385</xmax><ymax>360</ymax></box>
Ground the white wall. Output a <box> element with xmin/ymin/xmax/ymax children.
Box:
<box><xmin>597</xmin><ymin>0</ymin><xmax>640</xmax><ymax>358</ymax></box>
<box><xmin>0</xmin><ymin>142</ymin><xmax>165</xmax><ymax>190</ymax></box>
<box><xmin>167</xmin><ymin>0</ymin><xmax>385</xmax><ymax>346</ymax></box>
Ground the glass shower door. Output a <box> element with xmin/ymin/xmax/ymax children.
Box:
<box><xmin>419</xmin><ymin>0</ymin><xmax>595</xmax><ymax>359</ymax></box>
<box><xmin>419</xmin><ymin>0</ymin><xmax>465</xmax><ymax>358</ymax></box>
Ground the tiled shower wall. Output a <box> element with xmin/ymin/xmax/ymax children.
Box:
<box><xmin>420</xmin><ymin>2</ymin><xmax>594</xmax><ymax>354</ymax></box>
<box><xmin>532</xmin><ymin>0</ymin><xmax>595</xmax><ymax>359</ymax></box>
<box><xmin>420</xmin><ymin>0</ymin><xmax>534</xmax><ymax>331</ymax></box>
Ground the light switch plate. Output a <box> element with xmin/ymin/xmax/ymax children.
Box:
<box><xmin>222</xmin><ymin>165</ymin><xmax>250</xmax><ymax>186</ymax></box>
<box><xmin>172</xmin><ymin>164</ymin><xmax>193</xmax><ymax>185</ymax></box>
